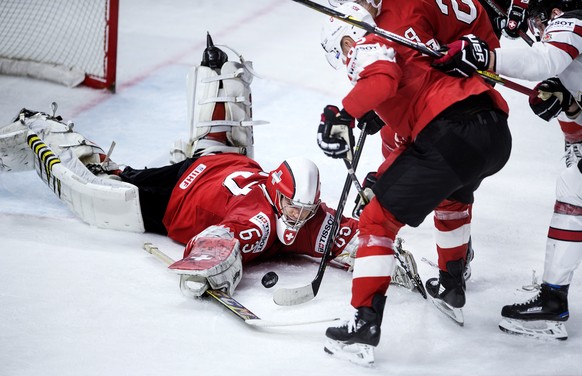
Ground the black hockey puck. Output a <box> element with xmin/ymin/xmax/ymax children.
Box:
<box><xmin>261</xmin><ymin>271</ymin><xmax>278</xmax><ymax>288</ymax></box>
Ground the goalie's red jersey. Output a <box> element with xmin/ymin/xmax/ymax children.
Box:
<box><xmin>163</xmin><ymin>153</ymin><xmax>358</xmax><ymax>263</ymax></box>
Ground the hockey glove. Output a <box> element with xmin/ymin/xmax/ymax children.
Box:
<box><xmin>352</xmin><ymin>171</ymin><xmax>377</xmax><ymax>219</ymax></box>
<box><xmin>317</xmin><ymin>105</ymin><xmax>355</xmax><ymax>159</ymax></box>
<box><xmin>431</xmin><ymin>34</ymin><xmax>490</xmax><ymax>78</ymax></box>
<box><xmin>529</xmin><ymin>78</ymin><xmax>578</xmax><ymax>121</ymax></box>
<box><xmin>357</xmin><ymin>110</ymin><xmax>385</xmax><ymax>135</ymax></box>
<box><xmin>491</xmin><ymin>16</ymin><xmax>506</xmax><ymax>39</ymax></box>
<box><xmin>503</xmin><ymin>1</ymin><xmax>528</xmax><ymax>39</ymax></box>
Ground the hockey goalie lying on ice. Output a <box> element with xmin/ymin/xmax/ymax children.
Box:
<box><xmin>0</xmin><ymin>106</ymin><xmax>417</xmax><ymax>299</ymax></box>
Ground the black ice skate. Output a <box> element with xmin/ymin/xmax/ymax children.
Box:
<box><xmin>324</xmin><ymin>296</ymin><xmax>385</xmax><ymax>367</ymax></box>
<box><xmin>426</xmin><ymin>259</ymin><xmax>466</xmax><ymax>325</ymax></box>
<box><xmin>499</xmin><ymin>283</ymin><xmax>569</xmax><ymax>340</ymax></box>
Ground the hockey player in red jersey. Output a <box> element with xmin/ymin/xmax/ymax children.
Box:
<box><xmin>432</xmin><ymin>0</ymin><xmax>582</xmax><ymax>340</ymax></box>
<box><xmin>317</xmin><ymin>2</ymin><xmax>511</xmax><ymax>365</ymax></box>
<box><xmin>327</xmin><ymin>0</ymin><xmax>504</xmax><ymax>288</ymax></box>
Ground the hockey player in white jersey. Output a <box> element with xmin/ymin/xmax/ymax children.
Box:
<box><xmin>432</xmin><ymin>0</ymin><xmax>582</xmax><ymax>340</ymax></box>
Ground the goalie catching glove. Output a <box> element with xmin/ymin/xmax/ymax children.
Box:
<box><xmin>170</xmin><ymin>226</ymin><xmax>243</xmax><ymax>298</ymax></box>
<box><xmin>431</xmin><ymin>34</ymin><xmax>490</xmax><ymax>78</ymax></box>
<box><xmin>529</xmin><ymin>78</ymin><xmax>581</xmax><ymax>121</ymax></box>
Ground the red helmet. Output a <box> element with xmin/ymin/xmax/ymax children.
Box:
<box><xmin>266</xmin><ymin>158</ymin><xmax>321</xmax><ymax>245</ymax></box>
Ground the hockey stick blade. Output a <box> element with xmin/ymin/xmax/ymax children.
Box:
<box><xmin>273</xmin><ymin>283</ymin><xmax>317</xmax><ymax>306</ymax></box>
<box><xmin>246</xmin><ymin>317</ymin><xmax>340</xmax><ymax>327</ymax></box>
<box><xmin>291</xmin><ymin>0</ymin><xmax>534</xmax><ymax>96</ymax></box>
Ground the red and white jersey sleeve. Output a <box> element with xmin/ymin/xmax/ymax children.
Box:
<box><xmin>341</xmin><ymin>35</ymin><xmax>507</xmax><ymax>142</ymax></box>
<box><xmin>495</xmin><ymin>11</ymin><xmax>582</xmax><ymax>85</ymax></box>
<box><xmin>163</xmin><ymin>153</ymin><xmax>279</xmax><ymax>263</ymax></box>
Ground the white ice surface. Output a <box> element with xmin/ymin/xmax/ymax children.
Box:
<box><xmin>0</xmin><ymin>1</ymin><xmax>579</xmax><ymax>375</ymax></box>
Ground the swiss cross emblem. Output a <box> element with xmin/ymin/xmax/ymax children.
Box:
<box><xmin>271</xmin><ymin>170</ymin><xmax>282</xmax><ymax>185</ymax></box>
<box><xmin>285</xmin><ymin>231</ymin><xmax>296</xmax><ymax>242</ymax></box>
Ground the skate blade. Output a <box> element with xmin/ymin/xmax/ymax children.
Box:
<box><xmin>429</xmin><ymin>296</ymin><xmax>464</xmax><ymax>326</ymax></box>
<box><xmin>324</xmin><ymin>339</ymin><xmax>375</xmax><ymax>367</ymax></box>
<box><xmin>498</xmin><ymin>318</ymin><xmax>568</xmax><ymax>341</ymax></box>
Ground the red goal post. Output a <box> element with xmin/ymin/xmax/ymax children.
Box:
<box><xmin>0</xmin><ymin>0</ymin><xmax>119</xmax><ymax>92</ymax></box>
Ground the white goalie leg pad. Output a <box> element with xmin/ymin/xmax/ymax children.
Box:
<box><xmin>0</xmin><ymin>118</ymin><xmax>34</xmax><ymax>171</ymax></box>
<box><xmin>187</xmin><ymin>65</ymin><xmax>220</xmax><ymax>145</ymax></box>
<box><xmin>27</xmin><ymin>131</ymin><xmax>144</xmax><ymax>232</ymax></box>
<box><xmin>169</xmin><ymin>230</ymin><xmax>243</xmax><ymax>298</ymax></box>
<box><xmin>184</xmin><ymin>60</ymin><xmax>267</xmax><ymax>160</ymax></box>
<box><xmin>169</xmin><ymin>139</ymin><xmax>192</xmax><ymax>165</ymax></box>
<box><xmin>22</xmin><ymin>112</ymin><xmax>121</xmax><ymax>174</ymax></box>
<box><xmin>221</xmin><ymin>61</ymin><xmax>255</xmax><ymax>158</ymax></box>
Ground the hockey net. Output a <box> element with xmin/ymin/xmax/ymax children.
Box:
<box><xmin>0</xmin><ymin>0</ymin><xmax>118</xmax><ymax>91</ymax></box>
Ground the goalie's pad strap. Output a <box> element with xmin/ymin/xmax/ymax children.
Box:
<box><xmin>199</xmin><ymin>95</ymin><xmax>250</xmax><ymax>105</ymax></box>
<box><xmin>201</xmin><ymin>67</ymin><xmax>247</xmax><ymax>82</ymax></box>
<box><xmin>196</xmin><ymin>120</ymin><xmax>268</xmax><ymax>128</ymax></box>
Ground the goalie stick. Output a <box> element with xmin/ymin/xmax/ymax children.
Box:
<box><xmin>273</xmin><ymin>126</ymin><xmax>368</xmax><ymax>306</ymax></box>
<box><xmin>142</xmin><ymin>242</ymin><xmax>339</xmax><ymax>327</ymax></box>
<box><xmin>292</xmin><ymin>0</ymin><xmax>535</xmax><ymax>96</ymax></box>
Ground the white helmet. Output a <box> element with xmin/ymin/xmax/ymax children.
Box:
<box><xmin>328</xmin><ymin>0</ymin><xmax>383</xmax><ymax>16</ymax></box>
<box><xmin>265</xmin><ymin>158</ymin><xmax>321</xmax><ymax>245</ymax></box>
<box><xmin>320</xmin><ymin>2</ymin><xmax>376</xmax><ymax>69</ymax></box>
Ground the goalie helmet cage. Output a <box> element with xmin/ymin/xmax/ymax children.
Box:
<box><xmin>0</xmin><ymin>0</ymin><xmax>119</xmax><ymax>92</ymax></box>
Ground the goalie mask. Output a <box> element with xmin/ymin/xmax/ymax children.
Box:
<box><xmin>320</xmin><ymin>2</ymin><xmax>375</xmax><ymax>69</ymax></box>
<box><xmin>266</xmin><ymin>158</ymin><xmax>321</xmax><ymax>245</ymax></box>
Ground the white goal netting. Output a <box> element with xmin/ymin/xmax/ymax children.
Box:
<box><xmin>0</xmin><ymin>0</ymin><xmax>117</xmax><ymax>90</ymax></box>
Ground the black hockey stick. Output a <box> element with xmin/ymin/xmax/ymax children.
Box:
<box><xmin>273</xmin><ymin>127</ymin><xmax>368</xmax><ymax>305</ymax></box>
<box><xmin>292</xmin><ymin>0</ymin><xmax>535</xmax><ymax>96</ymax></box>
<box><xmin>343</xmin><ymin>158</ymin><xmax>369</xmax><ymax>206</ymax></box>
<box><xmin>481</xmin><ymin>0</ymin><xmax>535</xmax><ymax>46</ymax></box>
